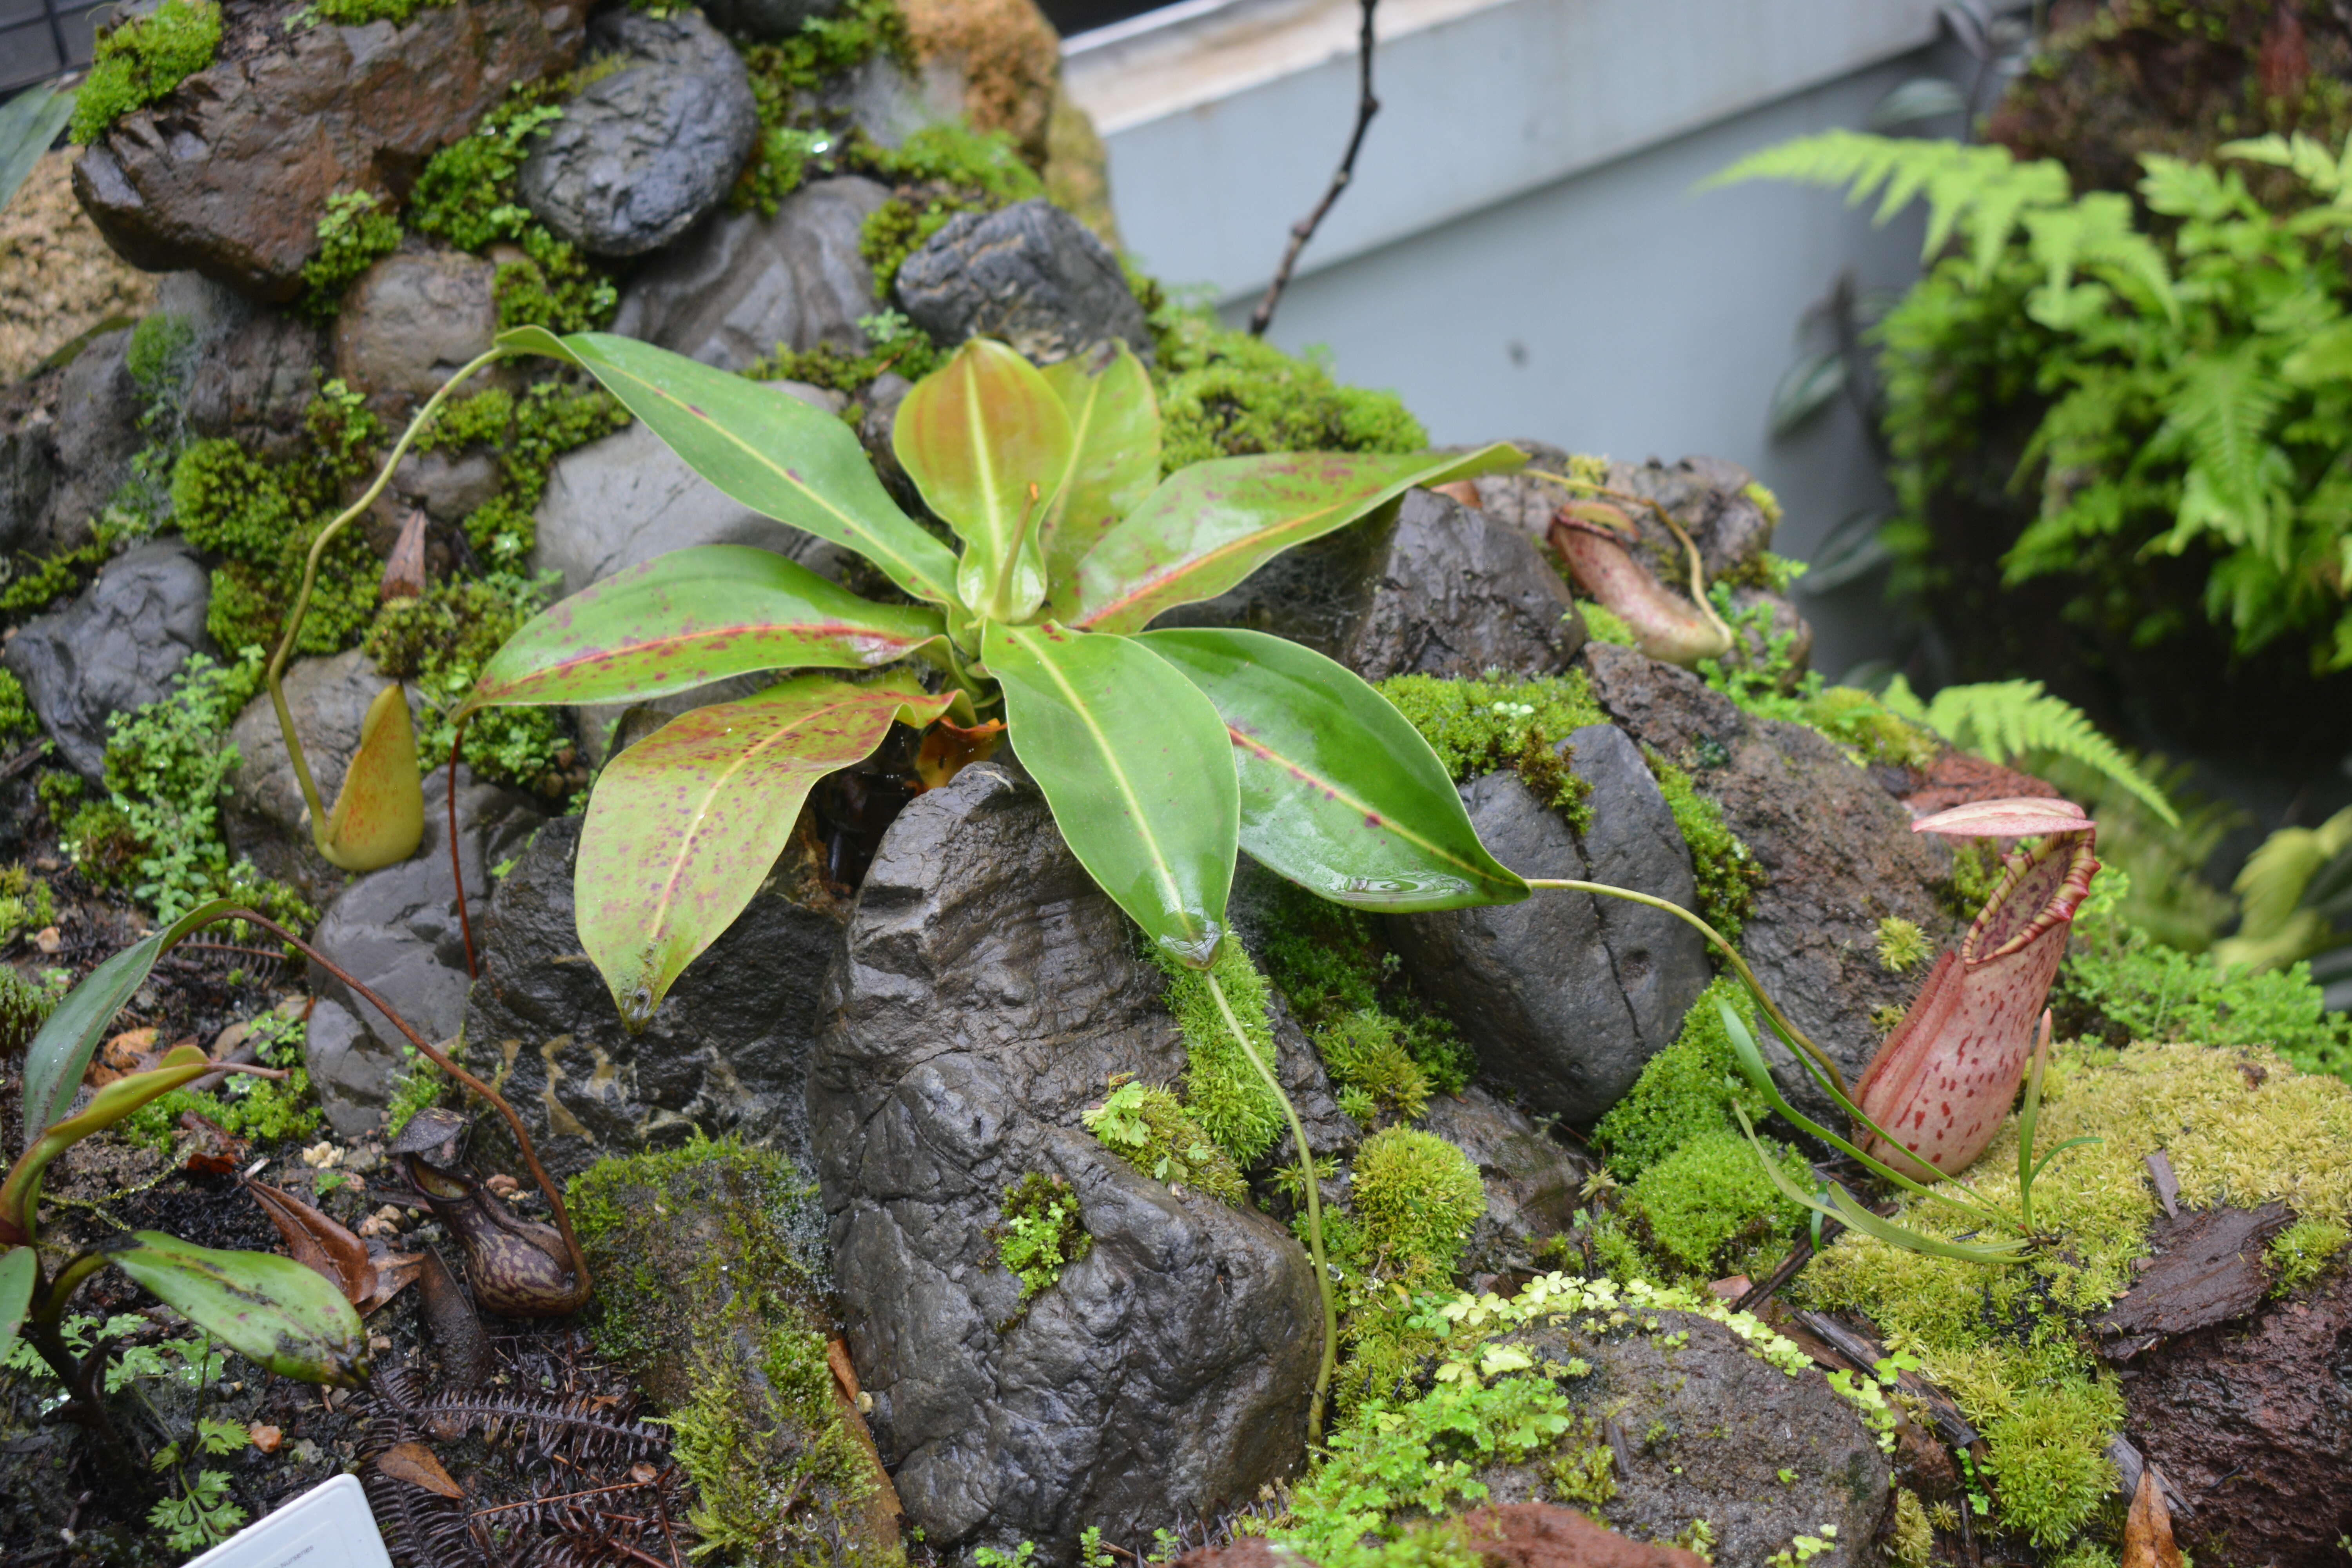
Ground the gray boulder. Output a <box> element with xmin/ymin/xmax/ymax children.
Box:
<box><xmin>1418</xmin><ymin>1085</ymin><xmax>1597</xmax><ymax>1281</ymax></box>
<box><xmin>1476</xmin><ymin>1308</ymin><xmax>1889</xmax><ymax>1565</ymax></box>
<box><xmin>895</xmin><ymin>198</ymin><xmax>1151</xmax><ymax>364</ymax></box>
<box><xmin>303</xmin><ymin>765</ymin><xmax>544</xmax><ymax>1136</ymax></box>
<box><xmin>516</xmin><ymin>9</ymin><xmax>760</xmax><ymax>259</ymax></box>
<box><xmin>72</xmin><ymin>0</ymin><xmax>583</xmax><ymax>302</ymax></box>
<box><xmin>1579</xmin><ymin>643</ymin><xmax>1958</xmax><ymax>1116</ymax></box>
<box><xmin>186</xmin><ymin>309</ymin><xmax>327</xmax><ymax>463</ymax></box>
<box><xmin>608</xmin><ymin>177</ymin><xmax>893</xmax><ymax>372</ymax></box>
<box><xmin>332</xmin><ymin>250</ymin><xmax>505</xmax><ymax>417</ymax></box>
<box><xmin>1156</xmin><ymin>487</ymin><xmax>1587</xmax><ymax>687</ymax></box>
<box><xmin>4</xmin><ymin>541</ymin><xmax>212</xmax><ymax>780</ymax></box>
<box><xmin>812</xmin><ymin>762</ymin><xmax>1322</xmax><ymax>1559</ymax></box>
<box><xmin>1392</xmin><ymin>724</ymin><xmax>1710</xmax><ymax>1128</ymax></box>
<box><xmin>0</xmin><ymin>327</ymin><xmax>145</xmax><ymax>559</ymax></box>
<box><xmin>461</xmin><ymin>812</ymin><xmax>849</xmax><ymax>1178</ymax></box>
<box><xmin>303</xmin><ymin>996</ymin><xmax>394</xmax><ymax>1141</ymax></box>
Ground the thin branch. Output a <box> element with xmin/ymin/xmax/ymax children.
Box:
<box><xmin>1247</xmin><ymin>0</ymin><xmax>1380</xmax><ymax>337</ymax></box>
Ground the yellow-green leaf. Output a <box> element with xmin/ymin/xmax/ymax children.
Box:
<box><xmin>894</xmin><ymin>338</ymin><xmax>1070</xmax><ymax>622</ymax></box>
<box><xmin>1040</xmin><ymin>345</ymin><xmax>1160</xmax><ymax>612</ymax></box>
<box><xmin>108</xmin><ymin>1232</ymin><xmax>369</xmax><ymax>1386</ymax></box>
<box><xmin>319</xmin><ymin>684</ymin><xmax>423</xmax><ymax>872</ymax></box>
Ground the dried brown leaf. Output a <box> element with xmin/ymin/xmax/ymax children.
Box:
<box><xmin>379</xmin><ymin>1440</ymin><xmax>466</xmax><ymax>1499</ymax></box>
<box><xmin>2122</xmin><ymin>1470</ymin><xmax>2182</xmax><ymax>1568</ymax></box>
<box><xmin>247</xmin><ymin>1178</ymin><xmax>374</xmax><ymax>1306</ymax></box>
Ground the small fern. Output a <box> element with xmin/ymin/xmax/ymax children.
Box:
<box><xmin>1881</xmin><ymin>675</ymin><xmax>2178</xmax><ymax>826</ymax></box>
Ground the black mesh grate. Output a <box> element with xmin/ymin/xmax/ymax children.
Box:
<box><xmin>1</xmin><ymin>0</ymin><xmax>111</xmax><ymax>97</ymax></box>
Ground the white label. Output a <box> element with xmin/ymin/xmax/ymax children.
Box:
<box><xmin>183</xmin><ymin>1473</ymin><xmax>390</xmax><ymax>1568</ymax></box>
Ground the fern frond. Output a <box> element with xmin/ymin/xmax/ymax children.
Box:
<box><xmin>2157</xmin><ymin>343</ymin><xmax>2293</xmax><ymax>560</ymax></box>
<box><xmin>2214</xmin><ymin>805</ymin><xmax>2352</xmax><ymax>970</ymax></box>
<box><xmin>1705</xmin><ymin>131</ymin><xmax>2069</xmax><ymax>283</ymax></box>
<box><xmin>1914</xmin><ymin>679</ymin><xmax>2180</xmax><ymax>827</ymax></box>
<box><xmin>2221</xmin><ymin>131</ymin><xmax>2350</xmax><ymax>196</ymax></box>
<box><xmin>2020</xmin><ymin>194</ymin><xmax>2179</xmax><ymax>327</ymax></box>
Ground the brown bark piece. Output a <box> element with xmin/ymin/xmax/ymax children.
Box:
<box><xmin>2094</xmin><ymin>1203</ymin><xmax>2292</xmax><ymax>1346</ymax></box>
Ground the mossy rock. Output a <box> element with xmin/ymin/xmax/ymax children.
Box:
<box><xmin>568</xmin><ymin>1136</ymin><xmax>902</xmax><ymax>1567</ymax></box>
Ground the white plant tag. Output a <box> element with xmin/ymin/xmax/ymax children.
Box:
<box><xmin>182</xmin><ymin>1473</ymin><xmax>390</xmax><ymax>1568</ymax></box>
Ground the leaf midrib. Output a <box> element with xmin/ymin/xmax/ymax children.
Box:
<box><xmin>1226</xmin><ymin>727</ymin><xmax>1511</xmax><ymax>888</ymax></box>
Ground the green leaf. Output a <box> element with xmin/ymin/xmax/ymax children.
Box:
<box><xmin>107</xmin><ymin>1233</ymin><xmax>368</xmax><ymax>1386</ymax></box>
<box><xmin>494</xmin><ymin>327</ymin><xmax>961</xmax><ymax>606</ymax></box>
<box><xmin>0</xmin><ymin>1246</ymin><xmax>33</xmax><ymax>1368</ymax></box>
<box><xmin>984</xmin><ymin>623</ymin><xmax>1238</xmax><ymax>966</ymax></box>
<box><xmin>577</xmin><ymin>671</ymin><xmax>953</xmax><ymax>1025</ymax></box>
<box><xmin>0</xmin><ymin>86</ymin><xmax>73</xmax><ymax>218</ymax></box>
<box><xmin>1731</xmin><ymin>1104</ymin><xmax>2026</xmax><ymax>1264</ymax></box>
<box><xmin>1070</xmin><ymin>444</ymin><xmax>1528</xmax><ymax>634</ymax></box>
<box><xmin>455</xmin><ymin>545</ymin><xmax>946</xmax><ymax>719</ymax></box>
<box><xmin>20</xmin><ymin>899</ymin><xmax>240</xmax><ymax>1152</ymax></box>
<box><xmin>893</xmin><ymin>338</ymin><xmax>1069</xmax><ymax>622</ymax></box>
<box><xmin>2283</xmin><ymin>319</ymin><xmax>2352</xmax><ymax>386</ymax></box>
<box><xmin>1040</xmin><ymin>346</ymin><xmax>1160</xmax><ymax>610</ymax></box>
<box><xmin>318</xmin><ymin>684</ymin><xmax>423</xmax><ymax>872</ymax></box>
<box><xmin>1137</xmin><ymin>627</ymin><xmax>1528</xmax><ymax>910</ymax></box>
<box><xmin>5</xmin><ymin>1048</ymin><xmax>220</xmax><ymax>1234</ymax></box>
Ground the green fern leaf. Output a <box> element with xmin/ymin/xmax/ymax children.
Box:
<box><xmin>2221</xmin><ymin>131</ymin><xmax>2348</xmax><ymax>196</ymax></box>
<box><xmin>2020</xmin><ymin>194</ymin><xmax>2179</xmax><ymax>328</ymax></box>
<box><xmin>2156</xmin><ymin>343</ymin><xmax>2292</xmax><ymax>560</ymax></box>
<box><xmin>1914</xmin><ymin>679</ymin><xmax>2180</xmax><ymax>828</ymax></box>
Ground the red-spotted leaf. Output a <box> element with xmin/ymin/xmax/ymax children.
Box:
<box><xmin>984</xmin><ymin>622</ymin><xmax>1236</xmax><ymax>967</ymax></box>
<box><xmin>894</xmin><ymin>338</ymin><xmax>1070</xmax><ymax>622</ymax></box>
<box><xmin>1071</xmin><ymin>444</ymin><xmax>1527</xmax><ymax>634</ymax></box>
<box><xmin>577</xmin><ymin>671</ymin><xmax>954</xmax><ymax>1024</ymax></box>
<box><xmin>495</xmin><ymin>327</ymin><xmax>961</xmax><ymax>605</ymax></box>
<box><xmin>1040</xmin><ymin>346</ymin><xmax>1159</xmax><ymax>611</ymax></box>
<box><xmin>1138</xmin><ymin>627</ymin><xmax>1528</xmax><ymax>910</ymax></box>
<box><xmin>455</xmin><ymin>546</ymin><xmax>946</xmax><ymax>719</ymax></box>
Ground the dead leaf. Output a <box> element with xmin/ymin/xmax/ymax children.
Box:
<box><xmin>1429</xmin><ymin>479</ymin><xmax>1483</xmax><ymax>508</ymax></box>
<box><xmin>87</xmin><ymin>1026</ymin><xmax>159</xmax><ymax>1086</ymax></box>
<box><xmin>32</xmin><ymin>925</ymin><xmax>58</xmax><ymax>955</ymax></box>
<box><xmin>179</xmin><ymin>1111</ymin><xmax>248</xmax><ymax>1176</ymax></box>
<box><xmin>1559</xmin><ymin>498</ymin><xmax>1636</xmax><ymax>535</ymax></box>
<box><xmin>915</xmin><ymin>719</ymin><xmax>1004</xmax><ymax>791</ymax></box>
<box><xmin>2122</xmin><ymin>1470</ymin><xmax>2182</xmax><ymax>1568</ymax></box>
<box><xmin>827</xmin><ymin>1337</ymin><xmax>861</xmax><ymax>1404</ymax></box>
<box><xmin>247</xmin><ymin>1179</ymin><xmax>374</xmax><ymax>1307</ymax></box>
<box><xmin>381</xmin><ymin>507</ymin><xmax>428</xmax><ymax>603</ymax></box>
<box><xmin>2144</xmin><ymin>1151</ymin><xmax>2181</xmax><ymax>1218</ymax></box>
<box><xmin>377</xmin><ymin>1441</ymin><xmax>465</xmax><ymax>1499</ymax></box>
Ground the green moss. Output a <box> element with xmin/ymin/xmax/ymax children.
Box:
<box><xmin>309</xmin><ymin>0</ymin><xmax>452</xmax><ymax>23</ymax></box>
<box><xmin>1875</xmin><ymin>916</ymin><xmax>1932</xmax><ymax>974</ymax></box>
<box><xmin>1254</xmin><ymin>877</ymin><xmax>1473</xmax><ymax>1097</ymax></box>
<box><xmin>1376</xmin><ymin>671</ymin><xmax>1605</xmax><ymax>830</ymax></box>
<box><xmin>123</xmin><ymin>1014</ymin><xmax>319</xmax><ymax>1151</ymax></box>
<box><xmin>0</xmin><ymin>543</ymin><xmax>109</xmax><ymax>617</ymax></box>
<box><xmin>1740</xmin><ymin>480</ymin><xmax>1784</xmax><ymax>526</ymax></box>
<box><xmin>1797</xmin><ymin>686</ymin><xmax>1943</xmax><ymax>770</ymax></box>
<box><xmin>367</xmin><ymin>572</ymin><xmax>574</xmax><ymax>797</ymax></box>
<box><xmin>1620</xmin><ymin>1125</ymin><xmax>1808</xmax><ymax>1279</ymax></box>
<box><xmin>1147</xmin><ymin>937</ymin><xmax>1285</xmax><ymax>1166</ymax></box>
<box><xmin>1351</xmin><ymin>1127</ymin><xmax>1484</xmax><ymax>1285</ymax></box>
<box><xmin>382</xmin><ymin>1047</ymin><xmax>446</xmax><ymax>1139</ymax></box>
<box><xmin>753</xmin><ymin>308</ymin><xmax>942</xmax><ymax>394</ymax></box>
<box><xmin>1147</xmin><ymin>299</ymin><xmax>1426</xmax><ymax>472</ymax></box>
<box><xmin>1316</xmin><ymin>1010</ymin><xmax>1432</xmax><ymax>1125</ymax></box>
<box><xmin>1646</xmin><ymin>752</ymin><xmax>1762</xmax><ymax>942</ymax></box>
<box><xmin>1979</xmin><ymin>1383</ymin><xmax>2125</xmax><ymax>1548</ymax></box>
<box><xmin>0</xmin><ymin>669</ymin><xmax>36</xmax><ymax>747</ymax></box>
<box><xmin>408</xmin><ymin>96</ymin><xmax>568</xmax><ymax>252</ymax></box>
<box><xmin>1888</xmin><ymin>1489</ymin><xmax>1934</xmax><ymax>1568</ymax></box>
<box><xmin>566</xmin><ymin>1137</ymin><xmax>878</xmax><ymax>1567</ymax></box>
<box><xmin>298</xmin><ymin>192</ymin><xmax>401</xmax><ymax>319</ymax></box>
<box><xmin>0</xmin><ymin>863</ymin><xmax>56</xmax><ymax>947</ymax></box>
<box><xmin>126</xmin><ymin>313</ymin><xmax>195</xmax><ymax>397</ymax></box>
<box><xmin>1577</xmin><ymin>599</ymin><xmax>1639</xmax><ymax>647</ymax></box>
<box><xmin>2054</xmin><ymin>869</ymin><xmax>2352</xmax><ymax>1080</ymax></box>
<box><xmin>730</xmin><ymin>0</ymin><xmax>918</xmax><ymax>215</ymax></box>
<box><xmin>995</xmin><ymin>1172</ymin><xmax>1090</xmax><ymax>1299</ymax></box>
<box><xmin>2269</xmin><ymin>1215</ymin><xmax>2348</xmax><ymax>1294</ymax></box>
<box><xmin>1592</xmin><ymin>975</ymin><xmax>1770</xmax><ymax>1178</ymax></box>
<box><xmin>492</xmin><ymin>226</ymin><xmax>616</xmax><ymax>335</ymax></box>
<box><xmin>70</xmin><ymin>0</ymin><xmax>220</xmax><ymax>144</ymax></box>
<box><xmin>1082</xmin><ymin>1078</ymin><xmax>1248</xmax><ymax>1203</ymax></box>
<box><xmin>448</xmin><ymin>379</ymin><xmax>632</xmax><ymax>565</ymax></box>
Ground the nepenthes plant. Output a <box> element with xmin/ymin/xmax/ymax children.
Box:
<box><xmin>294</xmin><ymin>323</ymin><xmax>2099</xmax><ymax>1438</ymax></box>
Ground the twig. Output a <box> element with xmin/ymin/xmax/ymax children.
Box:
<box><xmin>449</xmin><ymin>723</ymin><xmax>477</xmax><ymax>979</ymax></box>
<box><xmin>1731</xmin><ymin>1219</ymin><xmax>1842</xmax><ymax>1314</ymax></box>
<box><xmin>1247</xmin><ymin>0</ymin><xmax>1380</xmax><ymax>336</ymax></box>
<box><xmin>470</xmin><ymin>1479</ymin><xmax>658</xmax><ymax>1520</ymax></box>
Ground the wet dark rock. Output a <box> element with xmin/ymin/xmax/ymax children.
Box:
<box><xmin>894</xmin><ymin>197</ymin><xmax>1151</xmax><ymax>363</ymax></box>
<box><xmin>1476</xmin><ymin>1312</ymin><xmax>1890</xmax><ymax>1566</ymax></box>
<box><xmin>1170</xmin><ymin>1503</ymin><xmax>1708</xmax><ymax>1568</ymax></box>
<box><xmin>811</xmin><ymin>762</ymin><xmax>1322</xmax><ymax>1559</ymax></box>
<box><xmin>1392</xmin><ymin>724</ymin><xmax>1710</xmax><ymax>1127</ymax></box>
<box><xmin>390</xmin><ymin>446</ymin><xmax>503</xmax><ymax>524</ymax></box>
<box><xmin>3</xmin><ymin>540</ymin><xmax>212</xmax><ymax>780</ymax></box>
<box><xmin>1579</xmin><ymin>643</ymin><xmax>1959</xmax><ymax>1116</ymax></box>
<box><xmin>186</xmin><ymin>309</ymin><xmax>327</xmax><ymax>463</ymax></box>
<box><xmin>699</xmin><ymin>0</ymin><xmax>846</xmax><ymax>42</ymax></box>
<box><xmin>301</xmin><ymin>996</ymin><xmax>393</xmax><ymax>1142</ymax></box>
<box><xmin>332</xmin><ymin>250</ymin><xmax>505</xmax><ymax>417</ymax></box>
<box><xmin>516</xmin><ymin>9</ymin><xmax>759</xmax><ymax>259</ymax></box>
<box><xmin>2123</xmin><ymin>1260</ymin><xmax>2352</xmax><ymax>1567</ymax></box>
<box><xmin>0</xmin><ymin>327</ymin><xmax>143</xmax><ymax>559</ymax></box>
<box><xmin>71</xmin><ymin>0</ymin><xmax>585</xmax><ymax>302</ymax></box>
<box><xmin>462</xmin><ymin>813</ymin><xmax>850</xmax><ymax>1177</ymax></box>
<box><xmin>1419</xmin><ymin>1086</ymin><xmax>1597</xmax><ymax>1279</ymax></box>
<box><xmin>1154</xmin><ymin>488</ymin><xmax>1585</xmax><ymax>683</ymax></box>
<box><xmin>223</xmin><ymin>649</ymin><xmax>420</xmax><ymax>904</ymax></box>
<box><xmin>303</xmin><ymin>766</ymin><xmax>544</xmax><ymax>1136</ymax></box>
<box><xmin>608</xmin><ymin>176</ymin><xmax>892</xmax><ymax>371</ymax></box>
